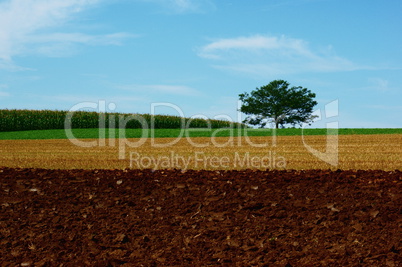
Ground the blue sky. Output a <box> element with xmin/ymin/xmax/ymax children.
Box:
<box><xmin>0</xmin><ymin>0</ymin><xmax>401</xmax><ymax>128</ymax></box>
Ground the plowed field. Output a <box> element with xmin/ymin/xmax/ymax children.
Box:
<box><xmin>1</xmin><ymin>168</ymin><xmax>401</xmax><ymax>266</ymax></box>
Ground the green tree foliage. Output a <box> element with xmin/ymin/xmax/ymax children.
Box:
<box><xmin>239</xmin><ymin>80</ymin><xmax>318</xmax><ymax>129</ymax></box>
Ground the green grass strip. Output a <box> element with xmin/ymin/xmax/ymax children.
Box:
<box><xmin>0</xmin><ymin>128</ymin><xmax>401</xmax><ymax>140</ymax></box>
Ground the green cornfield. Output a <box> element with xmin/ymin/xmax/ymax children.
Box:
<box><xmin>0</xmin><ymin>109</ymin><xmax>245</xmax><ymax>132</ymax></box>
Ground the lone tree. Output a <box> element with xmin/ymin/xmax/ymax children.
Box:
<box><xmin>239</xmin><ymin>80</ymin><xmax>317</xmax><ymax>129</ymax></box>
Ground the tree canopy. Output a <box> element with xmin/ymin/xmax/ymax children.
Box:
<box><xmin>239</xmin><ymin>80</ymin><xmax>317</xmax><ymax>129</ymax></box>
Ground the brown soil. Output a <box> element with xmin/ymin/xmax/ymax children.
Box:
<box><xmin>0</xmin><ymin>167</ymin><xmax>401</xmax><ymax>266</ymax></box>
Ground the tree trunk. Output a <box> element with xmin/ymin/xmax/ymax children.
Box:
<box><xmin>274</xmin><ymin>115</ymin><xmax>280</xmax><ymax>129</ymax></box>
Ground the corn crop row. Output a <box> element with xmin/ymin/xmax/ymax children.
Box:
<box><xmin>0</xmin><ymin>109</ymin><xmax>245</xmax><ymax>132</ymax></box>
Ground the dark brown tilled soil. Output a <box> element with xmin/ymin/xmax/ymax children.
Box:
<box><xmin>0</xmin><ymin>167</ymin><xmax>401</xmax><ymax>266</ymax></box>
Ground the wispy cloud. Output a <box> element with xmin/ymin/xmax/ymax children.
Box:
<box><xmin>26</xmin><ymin>32</ymin><xmax>135</xmax><ymax>57</ymax></box>
<box><xmin>263</xmin><ymin>0</ymin><xmax>332</xmax><ymax>10</ymax></box>
<box><xmin>0</xmin><ymin>0</ymin><xmax>133</xmax><ymax>69</ymax></box>
<box><xmin>117</xmin><ymin>84</ymin><xmax>202</xmax><ymax>96</ymax></box>
<box><xmin>368</xmin><ymin>78</ymin><xmax>391</xmax><ymax>92</ymax></box>
<box><xmin>0</xmin><ymin>84</ymin><xmax>10</xmax><ymax>97</ymax></box>
<box><xmin>140</xmin><ymin>0</ymin><xmax>215</xmax><ymax>14</ymax></box>
<box><xmin>364</xmin><ymin>104</ymin><xmax>402</xmax><ymax>111</ymax></box>
<box><xmin>198</xmin><ymin>34</ymin><xmax>367</xmax><ymax>77</ymax></box>
<box><xmin>43</xmin><ymin>94</ymin><xmax>145</xmax><ymax>105</ymax></box>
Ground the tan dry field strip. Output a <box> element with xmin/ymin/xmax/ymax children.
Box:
<box><xmin>0</xmin><ymin>134</ymin><xmax>401</xmax><ymax>170</ymax></box>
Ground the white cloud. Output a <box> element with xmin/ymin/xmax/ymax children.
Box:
<box><xmin>117</xmin><ymin>84</ymin><xmax>202</xmax><ymax>96</ymax></box>
<box><xmin>200</xmin><ymin>35</ymin><xmax>312</xmax><ymax>57</ymax></box>
<box><xmin>17</xmin><ymin>93</ymin><xmax>147</xmax><ymax>112</ymax></box>
<box><xmin>263</xmin><ymin>0</ymin><xmax>332</xmax><ymax>10</ymax></box>
<box><xmin>198</xmin><ymin>35</ymin><xmax>366</xmax><ymax>77</ymax></box>
<box><xmin>364</xmin><ymin>105</ymin><xmax>402</xmax><ymax>111</ymax></box>
<box><xmin>0</xmin><ymin>0</ymin><xmax>133</xmax><ymax>69</ymax></box>
<box><xmin>44</xmin><ymin>94</ymin><xmax>145</xmax><ymax>105</ymax></box>
<box><xmin>170</xmin><ymin>0</ymin><xmax>196</xmax><ymax>12</ymax></box>
<box><xmin>140</xmin><ymin>0</ymin><xmax>215</xmax><ymax>13</ymax></box>
<box><xmin>26</xmin><ymin>32</ymin><xmax>135</xmax><ymax>57</ymax></box>
<box><xmin>28</xmin><ymin>32</ymin><xmax>134</xmax><ymax>46</ymax></box>
<box><xmin>368</xmin><ymin>78</ymin><xmax>390</xmax><ymax>92</ymax></box>
<box><xmin>0</xmin><ymin>84</ymin><xmax>10</xmax><ymax>97</ymax></box>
